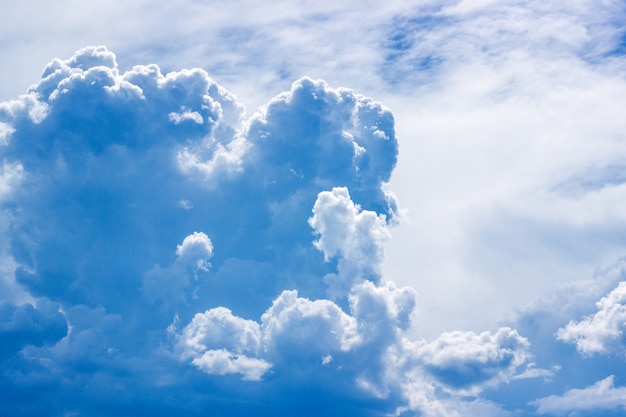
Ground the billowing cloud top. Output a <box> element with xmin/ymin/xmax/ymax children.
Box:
<box><xmin>2</xmin><ymin>44</ymin><xmax>626</xmax><ymax>417</ymax></box>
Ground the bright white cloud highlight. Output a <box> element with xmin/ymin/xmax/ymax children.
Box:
<box><xmin>558</xmin><ymin>281</ymin><xmax>626</xmax><ymax>356</ymax></box>
<box><xmin>310</xmin><ymin>187</ymin><xmax>390</xmax><ymax>297</ymax></box>
<box><xmin>176</xmin><ymin>306</ymin><xmax>269</xmax><ymax>381</ymax></box>
<box><xmin>176</xmin><ymin>231</ymin><xmax>214</xmax><ymax>271</ymax></box>
<box><xmin>532</xmin><ymin>375</ymin><xmax>626</xmax><ymax>415</ymax></box>
<box><xmin>417</xmin><ymin>327</ymin><xmax>531</xmax><ymax>394</ymax></box>
<box><xmin>261</xmin><ymin>289</ymin><xmax>360</xmax><ymax>358</ymax></box>
<box><xmin>143</xmin><ymin>232</ymin><xmax>214</xmax><ymax>307</ymax></box>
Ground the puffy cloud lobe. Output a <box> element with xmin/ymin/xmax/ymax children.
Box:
<box><xmin>261</xmin><ymin>289</ymin><xmax>360</xmax><ymax>360</ymax></box>
<box><xmin>532</xmin><ymin>375</ymin><xmax>626</xmax><ymax>415</ymax></box>
<box><xmin>175</xmin><ymin>231</ymin><xmax>214</xmax><ymax>271</ymax></box>
<box><xmin>0</xmin><ymin>299</ymin><xmax>67</xmax><ymax>359</ymax></box>
<box><xmin>350</xmin><ymin>280</ymin><xmax>416</xmax><ymax>346</ymax></box>
<box><xmin>417</xmin><ymin>327</ymin><xmax>531</xmax><ymax>393</ymax></box>
<box><xmin>245</xmin><ymin>77</ymin><xmax>398</xmax><ymax>217</ymax></box>
<box><xmin>309</xmin><ymin>187</ymin><xmax>390</xmax><ymax>297</ymax></box>
<box><xmin>178</xmin><ymin>307</ymin><xmax>262</xmax><ymax>356</ymax></box>
<box><xmin>557</xmin><ymin>281</ymin><xmax>626</xmax><ymax>355</ymax></box>
<box><xmin>177</xmin><ymin>289</ymin><xmax>359</xmax><ymax>379</ymax></box>
<box><xmin>142</xmin><ymin>232</ymin><xmax>213</xmax><ymax>307</ymax></box>
<box><xmin>191</xmin><ymin>349</ymin><xmax>271</xmax><ymax>381</ymax></box>
<box><xmin>174</xmin><ymin>186</ymin><xmax>535</xmax><ymax>416</ymax></box>
<box><xmin>346</xmin><ymin>281</ymin><xmax>420</xmax><ymax>401</ymax></box>
<box><xmin>176</xmin><ymin>306</ymin><xmax>269</xmax><ymax>381</ymax></box>
<box><xmin>0</xmin><ymin>46</ymin><xmax>247</xmax><ymax>313</ymax></box>
<box><xmin>0</xmin><ymin>45</ymin><xmax>401</xmax><ymax>315</ymax></box>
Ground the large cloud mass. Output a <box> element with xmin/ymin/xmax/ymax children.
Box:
<box><xmin>0</xmin><ymin>46</ymin><xmax>542</xmax><ymax>416</ymax></box>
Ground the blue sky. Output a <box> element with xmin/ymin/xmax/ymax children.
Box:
<box><xmin>2</xmin><ymin>1</ymin><xmax>626</xmax><ymax>416</ymax></box>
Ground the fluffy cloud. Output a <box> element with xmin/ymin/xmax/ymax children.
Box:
<box><xmin>309</xmin><ymin>186</ymin><xmax>390</xmax><ymax>297</ymax></box>
<box><xmin>175</xmin><ymin>306</ymin><xmax>269</xmax><ymax>381</ymax></box>
<box><xmin>532</xmin><ymin>375</ymin><xmax>626</xmax><ymax>415</ymax></box>
<box><xmin>557</xmin><ymin>281</ymin><xmax>626</xmax><ymax>356</ymax></box>
<box><xmin>174</xmin><ymin>186</ymin><xmax>534</xmax><ymax>416</ymax></box>
<box><xmin>0</xmin><ymin>45</ymin><xmax>544</xmax><ymax>417</ymax></box>
<box><xmin>142</xmin><ymin>232</ymin><xmax>214</xmax><ymax>308</ymax></box>
<box><xmin>176</xmin><ymin>289</ymin><xmax>359</xmax><ymax>380</ymax></box>
<box><xmin>417</xmin><ymin>328</ymin><xmax>530</xmax><ymax>394</ymax></box>
<box><xmin>0</xmin><ymin>299</ymin><xmax>67</xmax><ymax>360</ymax></box>
<box><xmin>261</xmin><ymin>289</ymin><xmax>360</xmax><ymax>360</ymax></box>
<box><xmin>0</xmin><ymin>45</ymin><xmax>408</xmax><ymax>416</ymax></box>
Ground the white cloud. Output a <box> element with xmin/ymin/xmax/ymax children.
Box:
<box><xmin>191</xmin><ymin>349</ymin><xmax>271</xmax><ymax>381</ymax></box>
<box><xmin>169</xmin><ymin>107</ymin><xmax>204</xmax><ymax>125</ymax></box>
<box><xmin>177</xmin><ymin>306</ymin><xmax>263</xmax><ymax>356</ymax></box>
<box><xmin>175</xmin><ymin>231</ymin><xmax>214</xmax><ymax>271</ymax></box>
<box><xmin>532</xmin><ymin>375</ymin><xmax>626</xmax><ymax>415</ymax></box>
<box><xmin>1</xmin><ymin>0</ymin><xmax>626</xmax><ymax>410</ymax></box>
<box><xmin>384</xmin><ymin>0</ymin><xmax>626</xmax><ymax>335</ymax></box>
<box><xmin>0</xmin><ymin>162</ymin><xmax>23</xmax><ymax>201</ymax></box>
<box><xmin>261</xmin><ymin>290</ymin><xmax>360</xmax><ymax>359</ymax></box>
<box><xmin>416</xmin><ymin>327</ymin><xmax>531</xmax><ymax>394</ymax></box>
<box><xmin>557</xmin><ymin>281</ymin><xmax>626</xmax><ymax>356</ymax></box>
<box><xmin>176</xmin><ymin>306</ymin><xmax>270</xmax><ymax>381</ymax></box>
<box><xmin>176</xmin><ymin>289</ymin><xmax>361</xmax><ymax>380</ymax></box>
<box><xmin>350</xmin><ymin>280</ymin><xmax>417</xmax><ymax>345</ymax></box>
<box><xmin>0</xmin><ymin>122</ymin><xmax>15</xmax><ymax>145</ymax></box>
<box><xmin>143</xmin><ymin>232</ymin><xmax>214</xmax><ymax>307</ymax></box>
<box><xmin>309</xmin><ymin>187</ymin><xmax>390</xmax><ymax>297</ymax></box>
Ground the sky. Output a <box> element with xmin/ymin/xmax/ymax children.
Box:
<box><xmin>2</xmin><ymin>1</ymin><xmax>626</xmax><ymax>416</ymax></box>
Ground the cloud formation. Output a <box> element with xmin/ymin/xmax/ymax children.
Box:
<box><xmin>417</xmin><ymin>327</ymin><xmax>530</xmax><ymax>394</ymax></box>
<box><xmin>558</xmin><ymin>281</ymin><xmax>626</xmax><ymax>356</ymax></box>
<box><xmin>3</xmin><ymin>39</ymin><xmax>626</xmax><ymax>417</ymax></box>
<box><xmin>0</xmin><ymin>45</ymin><xmax>437</xmax><ymax>416</ymax></box>
<box><xmin>532</xmin><ymin>375</ymin><xmax>626</xmax><ymax>415</ymax></box>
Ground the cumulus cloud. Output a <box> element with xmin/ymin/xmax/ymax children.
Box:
<box><xmin>175</xmin><ymin>307</ymin><xmax>269</xmax><ymax>381</ymax></box>
<box><xmin>557</xmin><ymin>281</ymin><xmax>626</xmax><ymax>356</ymax></box>
<box><xmin>191</xmin><ymin>349</ymin><xmax>271</xmax><ymax>381</ymax></box>
<box><xmin>176</xmin><ymin>289</ymin><xmax>360</xmax><ymax>380</ymax></box>
<box><xmin>261</xmin><ymin>289</ymin><xmax>361</xmax><ymax>360</ymax></box>
<box><xmin>142</xmin><ymin>232</ymin><xmax>214</xmax><ymax>307</ymax></box>
<box><xmin>0</xmin><ymin>45</ymin><xmax>409</xmax><ymax>416</ymax></box>
<box><xmin>416</xmin><ymin>328</ymin><xmax>531</xmax><ymax>394</ymax></box>
<box><xmin>174</xmin><ymin>185</ymin><xmax>534</xmax><ymax>416</ymax></box>
<box><xmin>0</xmin><ymin>299</ymin><xmax>67</xmax><ymax>359</ymax></box>
<box><xmin>532</xmin><ymin>375</ymin><xmax>626</xmax><ymax>415</ymax></box>
<box><xmin>0</xmin><ymin>45</ymin><xmax>544</xmax><ymax>417</ymax></box>
<box><xmin>309</xmin><ymin>186</ymin><xmax>390</xmax><ymax>297</ymax></box>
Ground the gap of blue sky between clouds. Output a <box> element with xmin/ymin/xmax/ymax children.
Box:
<box><xmin>1</xmin><ymin>45</ymin><xmax>626</xmax><ymax>417</ymax></box>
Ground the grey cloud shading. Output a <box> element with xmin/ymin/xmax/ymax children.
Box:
<box><xmin>0</xmin><ymin>299</ymin><xmax>67</xmax><ymax>360</ymax></box>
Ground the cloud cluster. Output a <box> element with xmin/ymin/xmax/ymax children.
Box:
<box><xmin>0</xmin><ymin>45</ymin><xmax>592</xmax><ymax>417</ymax></box>
<box><xmin>175</xmin><ymin>186</ymin><xmax>533</xmax><ymax>415</ymax></box>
